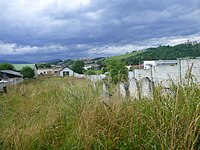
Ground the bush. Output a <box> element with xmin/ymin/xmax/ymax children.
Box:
<box><xmin>20</xmin><ymin>66</ymin><xmax>35</xmax><ymax>78</ymax></box>
<box><xmin>71</xmin><ymin>60</ymin><xmax>84</xmax><ymax>74</ymax></box>
<box><xmin>84</xmin><ymin>70</ymin><xmax>97</xmax><ymax>75</ymax></box>
<box><xmin>105</xmin><ymin>59</ymin><xmax>128</xmax><ymax>84</ymax></box>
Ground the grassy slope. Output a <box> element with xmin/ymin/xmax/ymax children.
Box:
<box><xmin>0</xmin><ymin>77</ymin><xmax>199</xmax><ymax>149</ymax></box>
<box><xmin>109</xmin><ymin>50</ymin><xmax>144</xmax><ymax>60</ymax></box>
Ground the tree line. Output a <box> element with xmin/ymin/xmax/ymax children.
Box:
<box><xmin>124</xmin><ymin>43</ymin><xmax>200</xmax><ymax>65</ymax></box>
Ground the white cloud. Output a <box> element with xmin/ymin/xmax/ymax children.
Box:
<box><xmin>1</xmin><ymin>34</ymin><xmax>200</xmax><ymax>56</ymax></box>
<box><xmin>0</xmin><ymin>0</ymin><xmax>200</xmax><ymax>61</ymax></box>
<box><xmin>0</xmin><ymin>42</ymin><xmax>68</xmax><ymax>54</ymax></box>
<box><xmin>87</xmin><ymin>35</ymin><xmax>200</xmax><ymax>56</ymax></box>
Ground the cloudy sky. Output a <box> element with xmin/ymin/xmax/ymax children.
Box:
<box><xmin>0</xmin><ymin>0</ymin><xmax>200</xmax><ymax>62</ymax></box>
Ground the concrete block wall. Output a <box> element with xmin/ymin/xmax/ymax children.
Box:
<box><xmin>180</xmin><ymin>59</ymin><xmax>200</xmax><ymax>83</ymax></box>
<box><xmin>129</xmin><ymin>58</ymin><xmax>200</xmax><ymax>86</ymax></box>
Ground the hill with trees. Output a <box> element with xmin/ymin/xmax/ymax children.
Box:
<box><xmin>113</xmin><ymin>43</ymin><xmax>200</xmax><ymax>65</ymax></box>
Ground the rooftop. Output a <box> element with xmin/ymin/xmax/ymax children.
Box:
<box><xmin>13</xmin><ymin>64</ymin><xmax>37</xmax><ymax>71</ymax></box>
<box><xmin>0</xmin><ymin>70</ymin><xmax>23</xmax><ymax>77</ymax></box>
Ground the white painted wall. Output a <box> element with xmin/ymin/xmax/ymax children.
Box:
<box><xmin>180</xmin><ymin>58</ymin><xmax>200</xmax><ymax>83</ymax></box>
<box><xmin>60</xmin><ymin>67</ymin><xmax>106</xmax><ymax>82</ymax></box>
<box><xmin>86</xmin><ymin>74</ymin><xmax>106</xmax><ymax>82</ymax></box>
<box><xmin>130</xmin><ymin>58</ymin><xmax>200</xmax><ymax>86</ymax></box>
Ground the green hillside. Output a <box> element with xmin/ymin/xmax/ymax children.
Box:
<box><xmin>109</xmin><ymin>50</ymin><xmax>144</xmax><ymax>60</ymax></box>
<box><xmin>122</xmin><ymin>43</ymin><xmax>200</xmax><ymax>65</ymax></box>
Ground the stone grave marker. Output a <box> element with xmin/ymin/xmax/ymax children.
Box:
<box><xmin>160</xmin><ymin>87</ymin><xmax>176</xmax><ymax>99</ymax></box>
<box><xmin>119</xmin><ymin>82</ymin><xmax>129</xmax><ymax>98</ymax></box>
<box><xmin>140</xmin><ymin>77</ymin><xmax>154</xmax><ymax>100</ymax></box>
<box><xmin>102</xmin><ymin>82</ymin><xmax>110</xmax><ymax>100</ymax></box>
<box><xmin>129</xmin><ymin>78</ymin><xmax>140</xmax><ymax>100</ymax></box>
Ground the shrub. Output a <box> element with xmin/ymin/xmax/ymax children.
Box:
<box><xmin>71</xmin><ymin>60</ymin><xmax>84</xmax><ymax>74</ymax></box>
<box><xmin>20</xmin><ymin>66</ymin><xmax>35</xmax><ymax>78</ymax></box>
<box><xmin>105</xmin><ymin>59</ymin><xmax>128</xmax><ymax>84</ymax></box>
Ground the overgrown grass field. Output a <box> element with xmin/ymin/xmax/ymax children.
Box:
<box><xmin>0</xmin><ymin>77</ymin><xmax>199</xmax><ymax>149</ymax></box>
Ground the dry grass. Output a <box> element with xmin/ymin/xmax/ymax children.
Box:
<box><xmin>0</xmin><ymin>77</ymin><xmax>199</xmax><ymax>149</ymax></box>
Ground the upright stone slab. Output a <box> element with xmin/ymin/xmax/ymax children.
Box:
<box><xmin>93</xmin><ymin>81</ymin><xmax>97</xmax><ymax>90</ymax></box>
<box><xmin>0</xmin><ymin>83</ymin><xmax>3</xmax><ymax>91</ymax></box>
<box><xmin>102</xmin><ymin>82</ymin><xmax>110</xmax><ymax>100</ymax></box>
<box><xmin>140</xmin><ymin>77</ymin><xmax>154</xmax><ymax>100</ymax></box>
<box><xmin>160</xmin><ymin>87</ymin><xmax>176</xmax><ymax>99</ymax></box>
<box><xmin>129</xmin><ymin>78</ymin><xmax>140</xmax><ymax>100</ymax></box>
<box><xmin>119</xmin><ymin>82</ymin><xmax>129</xmax><ymax>98</ymax></box>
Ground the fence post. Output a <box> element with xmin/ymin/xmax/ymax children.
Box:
<box><xmin>3</xmin><ymin>86</ymin><xmax>7</xmax><ymax>93</ymax></box>
<box><xmin>150</xmin><ymin>65</ymin><xmax>153</xmax><ymax>82</ymax></box>
<box><xmin>178</xmin><ymin>58</ymin><xmax>182</xmax><ymax>84</ymax></box>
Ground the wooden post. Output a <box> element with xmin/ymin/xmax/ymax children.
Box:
<box><xmin>3</xmin><ymin>86</ymin><xmax>7</xmax><ymax>93</ymax></box>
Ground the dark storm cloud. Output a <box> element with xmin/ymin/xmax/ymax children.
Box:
<box><xmin>0</xmin><ymin>0</ymin><xmax>200</xmax><ymax>61</ymax></box>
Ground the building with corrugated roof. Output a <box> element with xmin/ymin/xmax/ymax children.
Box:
<box><xmin>0</xmin><ymin>70</ymin><xmax>23</xmax><ymax>85</ymax></box>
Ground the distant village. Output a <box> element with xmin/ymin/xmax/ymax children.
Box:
<box><xmin>0</xmin><ymin>57</ymin><xmax>107</xmax><ymax>92</ymax></box>
<box><xmin>1</xmin><ymin>40</ymin><xmax>200</xmax><ymax>92</ymax></box>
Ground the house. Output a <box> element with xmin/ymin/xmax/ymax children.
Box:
<box><xmin>37</xmin><ymin>67</ymin><xmax>62</xmax><ymax>76</ymax></box>
<box><xmin>126</xmin><ymin>64</ymin><xmax>144</xmax><ymax>70</ymax></box>
<box><xmin>13</xmin><ymin>64</ymin><xmax>38</xmax><ymax>76</ymax></box>
<box><xmin>59</xmin><ymin>67</ymin><xmax>74</xmax><ymax>77</ymax></box>
<box><xmin>0</xmin><ymin>70</ymin><xmax>23</xmax><ymax>79</ymax></box>
<box><xmin>185</xmin><ymin>40</ymin><xmax>198</xmax><ymax>45</ymax></box>
<box><xmin>84</xmin><ymin>64</ymin><xmax>101</xmax><ymax>70</ymax></box>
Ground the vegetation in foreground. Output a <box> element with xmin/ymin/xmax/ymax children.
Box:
<box><xmin>0</xmin><ymin>77</ymin><xmax>199</xmax><ymax>149</ymax></box>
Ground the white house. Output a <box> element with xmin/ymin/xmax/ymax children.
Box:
<box><xmin>59</xmin><ymin>67</ymin><xmax>74</xmax><ymax>77</ymax></box>
<box><xmin>84</xmin><ymin>64</ymin><xmax>101</xmax><ymax>70</ymax></box>
<box><xmin>144</xmin><ymin>60</ymin><xmax>177</xmax><ymax>69</ymax></box>
<box><xmin>37</xmin><ymin>68</ymin><xmax>62</xmax><ymax>76</ymax></box>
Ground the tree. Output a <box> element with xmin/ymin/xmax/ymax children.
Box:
<box><xmin>71</xmin><ymin>60</ymin><xmax>84</xmax><ymax>74</ymax></box>
<box><xmin>0</xmin><ymin>63</ymin><xmax>15</xmax><ymax>70</ymax></box>
<box><xmin>20</xmin><ymin>66</ymin><xmax>35</xmax><ymax>78</ymax></box>
<box><xmin>84</xmin><ymin>70</ymin><xmax>97</xmax><ymax>75</ymax></box>
<box><xmin>105</xmin><ymin>59</ymin><xmax>128</xmax><ymax>84</ymax></box>
<box><xmin>37</xmin><ymin>63</ymin><xmax>51</xmax><ymax>68</ymax></box>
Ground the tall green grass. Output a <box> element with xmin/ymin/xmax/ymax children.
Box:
<box><xmin>0</xmin><ymin>77</ymin><xmax>199</xmax><ymax>149</ymax></box>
